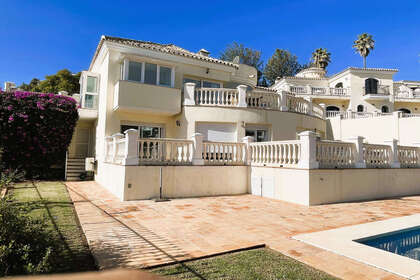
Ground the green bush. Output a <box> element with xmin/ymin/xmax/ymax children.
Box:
<box><xmin>0</xmin><ymin>198</ymin><xmax>59</xmax><ymax>276</ymax></box>
<box><xmin>0</xmin><ymin>169</ymin><xmax>25</xmax><ymax>189</ymax></box>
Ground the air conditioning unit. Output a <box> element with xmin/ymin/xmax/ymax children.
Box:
<box><xmin>85</xmin><ymin>158</ymin><xmax>96</xmax><ymax>171</ymax></box>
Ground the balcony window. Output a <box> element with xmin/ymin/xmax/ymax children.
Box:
<box><xmin>128</xmin><ymin>61</ymin><xmax>142</xmax><ymax>82</ymax></box>
<box><xmin>183</xmin><ymin>78</ymin><xmax>222</xmax><ymax>88</ymax></box>
<box><xmin>144</xmin><ymin>63</ymin><xmax>157</xmax><ymax>85</ymax></box>
<box><xmin>365</xmin><ymin>78</ymin><xmax>378</xmax><ymax>94</ymax></box>
<box><xmin>159</xmin><ymin>66</ymin><xmax>172</xmax><ymax>87</ymax></box>
<box><xmin>123</xmin><ymin>59</ymin><xmax>174</xmax><ymax>87</ymax></box>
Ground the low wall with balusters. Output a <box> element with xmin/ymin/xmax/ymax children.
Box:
<box><xmin>98</xmin><ymin>129</ymin><xmax>420</xmax><ymax>204</ymax></box>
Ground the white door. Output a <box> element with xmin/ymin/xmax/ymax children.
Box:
<box><xmin>196</xmin><ymin>123</ymin><xmax>236</xmax><ymax>142</ymax></box>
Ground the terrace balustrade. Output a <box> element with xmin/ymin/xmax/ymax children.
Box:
<box><xmin>103</xmin><ymin>130</ymin><xmax>420</xmax><ymax>169</ymax></box>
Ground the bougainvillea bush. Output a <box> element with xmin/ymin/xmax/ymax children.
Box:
<box><xmin>0</xmin><ymin>91</ymin><xmax>78</xmax><ymax>178</ymax></box>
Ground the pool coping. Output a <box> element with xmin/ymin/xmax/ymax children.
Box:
<box><xmin>293</xmin><ymin>214</ymin><xmax>420</xmax><ymax>280</ymax></box>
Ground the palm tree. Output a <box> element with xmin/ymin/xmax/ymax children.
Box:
<box><xmin>353</xmin><ymin>33</ymin><xmax>375</xmax><ymax>68</ymax></box>
<box><xmin>311</xmin><ymin>48</ymin><xmax>331</xmax><ymax>70</ymax></box>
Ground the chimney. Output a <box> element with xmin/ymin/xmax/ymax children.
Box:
<box><xmin>198</xmin><ymin>49</ymin><xmax>210</xmax><ymax>57</ymax></box>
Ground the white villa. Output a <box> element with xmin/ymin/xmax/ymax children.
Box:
<box><xmin>66</xmin><ymin>35</ymin><xmax>420</xmax><ymax>206</ymax></box>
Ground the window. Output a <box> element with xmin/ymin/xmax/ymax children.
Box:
<box><xmin>245</xmin><ymin>127</ymin><xmax>269</xmax><ymax>142</ymax></box>
<box><xmin>183</xmin><ymin>78</ymin><xmax>222</xmax><ymax>88</ymax></box>
<box><xmin>335</xmin><ymin>82</ymin><xmax>343</xmax><ymax>88</ymax></box>
<box><xmin>365</xmin><ymin>78</ymin><xmax>378</xmax><ymax>94</ymax></box>
<box><xmin>381</xmin><ymin>106</ymin><xmax>389</xmax><ymax>113</ymax></box>
<box><xmin>326</xmin><ymin>106</ymin><xmax>340</xmax><ymax>112</ymax></box>
<box><xmin>86</xmin><ymin>76</ymin><xmax>97</xmax><ymax>93</ymax></box>
<box><xmin>398</xmin><ymin>108</ymin><xmax>411</xmax><ymax>114</ymax></box>
<box><xmin>159</xmin><ymin>66</ymin><xmax>172</xmax><ymax>87</ymax></box>
<box><xmin>128</xmin><ymin>61</ymin><xmax>142</xmax><ymax>82</ymax></box>
<box><xmin>123</xmin><ymin>60</ymin><xmax>173</xmax><ymax>87</ymax></box>
<box><xmin>120</xmin><ymin>125</ymin><xmax>163</xmax><ymax>138</ymax></box>
<box><xmin>357</xmin><ymin>105</ymin><xmax>364</xmax><ymax>112</ymax></box>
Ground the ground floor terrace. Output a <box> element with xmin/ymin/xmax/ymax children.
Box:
<box><xmin>66</xmin><ymin>181</ymin><xmax>420</xmax><ymax>280</ymax></box>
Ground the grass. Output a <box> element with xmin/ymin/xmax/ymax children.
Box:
<box><xmin>151</xmin><ymin>248</ymin><xmax>338</xmax><ymax>280</ymax></box>
<box><xmin>10</xmin><ymin>181</ymin><xmax>97</xmax><ymax>273</ymax></box>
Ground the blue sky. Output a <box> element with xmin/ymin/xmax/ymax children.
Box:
<box><xmin>1</xmin><ymin>0</ymin><xmax>419</xmax><ymax>87</ymax></box>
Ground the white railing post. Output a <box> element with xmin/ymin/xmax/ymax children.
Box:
<box><xmin>242</xmin><ymin>136</ymin><xmax>254</xmax><ymax>165</ymax></box>
<box><xmin>384</xmin><ymin>139</ymin><xmax>401</xmax><ymax>168</ymax></box>
<box><xmin>345</xmin><ymin>136</ymin><xmax>366</xmax><ymax>168</ymax></box>
<box><xmin>122</xmin><ymin>129</ymin><xmax>139</xmax><ymax>165</ymax></box>
<box><xmin>279</xmin><ymin>91</ymin><xmax>289</xmax><ymax>111</ymax></box>
<box><xmin>306</xmin><ymin>85</ymin><xmax>312</xmax><ymax>95</ymax></box>
<box><xmin>184</xmin><ymin>82</ymin><xmax>196</xmax><ymax>105</ymax></box>
<box><xmin>237</xmin><ymin>85</ymin><xmax>248</xmax><ymax>107</ymax></box>
<box><xmin>104</xmin><ymin>136</ymin><xmax>113</xmax><ymax>162</ymax></box>
<box><xmin>297</xmin><ymin>131</ymin><xmax>319</xmax><ymax>169</ymax></box>
<box><xmin>191</xmin><ymin>133</ymin><xmax>204</xmax><ymax>165</ymax></box>
<box><xmin>112</xmin><ymin>133</ymin><xmax>124</xmax><ymax>163</ymax></box>
<box><xmin>304</xmin><ymin>97</ymin><xmax>313</xmax><ymax>115</ymax></box>
<box><xmin>319</xmin><ymin>103</ymin><xmax>326</xmax><ymax>118</ymax></box>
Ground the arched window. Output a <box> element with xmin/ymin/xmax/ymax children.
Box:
<box><xmin>335</xmin><ymin>82</ymin><xmax>343</xmax><ymax>88</ymax></box>
<box><xmin>381</xmin><ymin>106</ymin><xmax>389</xmax><ymax>113</ymax></box>
<box><xmin>326</xmin><ymin>106</ymin><xmax>340</xmax><ymax>112</ymax></box>
<box><xmin>365</xmin><ymin>78</ymin><xmax>378</xmax><ymax>94</ymax></box>
<box><xmin>398</xmin><ymin>108</ymin><xmax>411</xmax><ymax>114</ymax></box>
<box><xmin>357</xmin><ymin>105</ymin><xmax>364</xmax><ymax>112</ymax></box>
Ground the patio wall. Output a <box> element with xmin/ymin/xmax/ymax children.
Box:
<box><xmin>251</xmin><ymin>167</ymin><xmax>420</xmax><ymax>205</ymax></box>
<box><xmin>96</xmin><ymin>162</ymin><xmax>248</xmax><ymax>201</ymax></box>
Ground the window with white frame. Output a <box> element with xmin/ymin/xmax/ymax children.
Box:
<box><xmin>183</xmin><ymin>78</ymin><xmax>222</xmax><ymax>88</ymax></box>
<box><xmin>81</xmin><ymin>72</ymin><xmax>99</xmax><ymax>109</ymax></box>
<box><xmin>123</xmin><ymin>59</ymin><xmax>174</xmax><ymax>87</ymax></box>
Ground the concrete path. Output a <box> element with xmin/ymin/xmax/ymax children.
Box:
<box><xmin>66</xmin><ymin>181</ymin><xmax>420</xmax><ymax>279</ymax></box>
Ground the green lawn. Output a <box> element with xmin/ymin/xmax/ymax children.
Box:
<box><xmin>11</xmin><ymin>181</ymin><xmax>97</xmax><ymax>273</ymax></box>
<box><xmin>151</xmin><ymin>248</ymin><xmax>338</xmax><ymax>280</ymax></box>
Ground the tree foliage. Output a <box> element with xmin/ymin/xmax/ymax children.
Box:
<box><xmin>311</xmin><ymin>48</ymin><xmax>331</xmax><ymax>70</ymax></box>
<box><xmin>220</xmin><ymin>42</ymin><xmax>264</xmax><ymax>84</ymax></box>
<box><xmin>0</xmin><ymin>91</ymin><xmax>78</xmax><ymax>177</ymax></box>
<box><xmin>19</xmin><ymin>69</ymin><xmax>81</xmax><ymax>94</ymax></box>
<box><xmin>353</xmin><ymin>33</ymin><xmax>375</xmax><ymax>68</ymax></box>
<box><xmin>263</xmin><ymin>49</ymin><xmax>305</xmax><ymax>85</ymax></box>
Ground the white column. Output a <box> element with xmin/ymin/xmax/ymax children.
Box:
<box><xmin>112</xmin><ymin>133</ymin><xmax>124</xmax><ymax>163</ymax></box>
<box><xmin>122</xmin><ymin>129</ymin><xmax>139</xmax><ymax>165</ymax></box>
<box><xmin>384</xmin><ymin>139</ymin><xmax>401</xmax><ymax>168</ymax></box>
<box><xmin>297</xmin><ymin>131</ymin><xmax>319</xmax><ymax>169</ymax></box>
<box><xmin>184</xmin><ymin>82</ymin><xmax>196</xmax><ymax>105</ymax></box>
<box><xmin>319</xmin><ymin>103</ymin><xmax>326</xmax><ymax>118</ymax></box>
<box><xmin>345</xmin><ymin>136</ymin><xmax>366</xmax><ymax>168</ymax></box>
<box><xmin>279</xmin><ymin>91</ymin><xmax>289</xmax><ymax>111</ymax></box>
<box><xmin>304</xmin><ymin>96</ymin><xmax>313</xmax><ymax>115</ymax></box>
<box><xmin>237</xmin><ymin>85</ymin><xmax>248</xmax><ymax>107</ymax></box>
<box><xmin>242</xmin><ymin>136</ymin><xmax>254</xmax><ymax>165</ymax></box>
<box><xmin>306</xmin><ymin>85</ymin><xmax>312</xmax><ymax>95</ymax></box>
<box><xmin>123</xmin><ymin>59</ymin><xmax>129</xmax><ymax>80</ymax></box>
<box><xmin>191</xmin><ymin>133</ymin><xmax>204</xmax><ymax>165</ymax></box>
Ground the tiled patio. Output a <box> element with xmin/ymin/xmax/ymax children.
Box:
<box><xmin>66</xmin><ymin>181</ymin><xmax>420</xmax><ymax>280</ymax></box>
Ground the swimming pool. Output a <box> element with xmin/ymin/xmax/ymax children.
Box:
<box><xmin>357</xmin><ymin>226</ymin><xmax>420</xmax><ymax>261</ymax></box>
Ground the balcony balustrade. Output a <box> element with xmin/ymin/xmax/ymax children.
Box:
<box><xmin>290</xmin><ymin>86</ymin><xmax>350</xmax><ymax>97</ymax></box>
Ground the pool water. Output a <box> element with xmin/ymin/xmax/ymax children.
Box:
<box><xmin>357</xmin><ymin>226</ymin><xmax>420</xmax><ymax>261</ymax></box>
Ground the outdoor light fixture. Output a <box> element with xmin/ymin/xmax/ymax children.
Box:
<box><xmin>176</xmin><ymin>120</ymin><xmax>181</xmax><ymax>127</ymax></box>
<box><xmin>206</xmin><ymin>68</ymin><xmax>210</xmax><ymax>74</ymax></box>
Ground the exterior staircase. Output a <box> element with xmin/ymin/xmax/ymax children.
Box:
<box><xmin>65</xmin><ymin>156</ymin><xmax>93</xmax><ymax>181</ymax></box>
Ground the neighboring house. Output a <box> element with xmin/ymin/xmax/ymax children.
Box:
<box><xmin>273</xmin><ymin>67</ymin><xmax>420</xmax><ymax>116</ymax></box>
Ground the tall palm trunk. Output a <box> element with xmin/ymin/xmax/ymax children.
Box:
<box><xmin>363</xmin><ymin>56</ymin><xmax>366</xmax><ymax>68</ymax></box>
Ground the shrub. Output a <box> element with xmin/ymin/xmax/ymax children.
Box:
<box><xmin>0</xmin><ymin>169</ymin><xmax>25</xmax><ymax>189</ymax></box>
<box><xmin>0</xmin><ymin>198</ymin><xmax>59</xmax><ymax>276</ymax></box>
<box><xmin>0</xmin><ymin>91</ymin><xmax>78</xmax><ymax>178</ymax></box>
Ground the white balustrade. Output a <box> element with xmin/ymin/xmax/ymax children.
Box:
<box><xmin>363</xmin><ymin>144</ymin><xmax>392</xmax><ymax>168</ymax></box>
<box><xmin>326</xmin><ymin>111</ymin><xmax>341</xmax><ymax>118</ymax></box>
<box><xmin>311</xmin><ymin>87</ymin><xmax>327</xmax><ymax>95</ymax></box>
<box><xmin>398</xmin><ymin>146</ymin><xmax>420</xmax><ymax>168</ymax></box>
<box><xmin>250</xmin><ymin>141</ymin><xmax>301</xmax><ymax>167</ymax></box>
<box><xmin>138</xmin><ymin>138</ymin><xmax>193</xmax><ymax>164</ymax></box>
<box><xmin>195</xmin><ymin>88</ymin><xmax>239</xmax><ymax>107</ymax></box>
<box><xmin>285</xmin><ymin>94</ymin><xmax>311</xmax><ymax>115</ymax></box>
<box><xmin>246</xmin><ymin>90</ymin><xmax>280</xmax><ymax>110</ymax></box>
<box><xmin>316</xmin><ymin>141</ymin><xmax>356</xmax><ymax>168</ymax></box>
<box><xmin>329</xmin><ymin>88</ymin><xmax>348</xmax><ymax>96</ymax></box>
<box><xmin>290</xmin><ymin>86</ymin><xmax>307</xmax><ymax>95</ymax></box>
<box><xmin>312</xmin><ymin>103</ymin><xmax>324</xmax><ymax>119</ymax></box>
<box><xmin>202</xmin><ymin>142</ymin><xmax>246</xmax><ymax>165</ymax></box>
